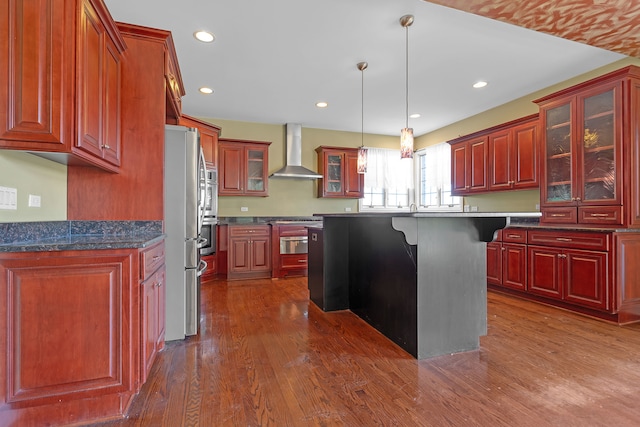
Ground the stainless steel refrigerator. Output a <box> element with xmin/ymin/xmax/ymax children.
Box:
<box><xmin>164</xmin><ymin>125</ymin><xmax>208</xmax><ymax>340</ymax></box>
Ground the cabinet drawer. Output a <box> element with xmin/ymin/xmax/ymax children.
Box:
<box><xmin>141</xmin><ymin>241</ymin><xmax>165</xmax><ymax>280</ymax></box>
<box><xmin>540</xmin><ymin>207</ymin><xmax>577</xmax><ymax>224</ymax></box>
<box><xmin>527</xmin><ymin>230</ymin><xmax>610</xmax><ymax>251</ymax></box>
<box><xmin>278</xmin><ymin>225</ymin><xmax>309</xmax><ymax>236</ymax></box>
<box><xmin>579</xmin><ymin>206</ymin><xmax>623</xmax><ymax>226</ymax></box>
<box><xmin>229</xmin><ymin>225</ymin><xmax>270</xmax><ymax>237</ymax></box>
<box><xmin>502</xmin><ymin>228</ymin><xmax>527</xmax><ymax>243</ymax></box>
<box><xmin>281</xmin><ymin>253</ymin><xmax>308</xmax><ymax>269</ymax></box>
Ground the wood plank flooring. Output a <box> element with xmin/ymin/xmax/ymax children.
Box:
<box><xmin>99</xmin><ymin>277</ymin><xmax>640</xmax><ymax>427</ymax></box>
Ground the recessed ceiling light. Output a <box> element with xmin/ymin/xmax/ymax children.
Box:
<box><xmin>194</xmin><ymin>31</ymin><xmax>215</xmax><ymax>43</ymax></box>
<box><xmin>473</xmin><ymin>81</ymin><xmax>488</xmax><ymax>89</ymax></box>
<box><xmin>199</xmin><ymin>87</ymin><xmax>213</xmax><ymax>94</ymax></box>
<box><xmin>316</xmin><ymin>101</ymin><xmax>328</xmax><ymax>108</ymax></box>
<box><xmin>409</xmin><ymin>113</ymin><xmax>421</xmax><ymax>119</ymax></box>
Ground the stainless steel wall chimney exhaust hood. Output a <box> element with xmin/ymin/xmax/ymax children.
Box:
<box><xmin>269</xmin><ymin>123</ymin><xmax>322</xmax><ymax>179</ymax></box>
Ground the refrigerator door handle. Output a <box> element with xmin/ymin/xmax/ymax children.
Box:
<box><xmin>197</xmin><ymin>260</ymin><xmax>208</xmax><ymax>277</ymax></box>
<box><xmin>196</xmin><ymin>236</ymin><xmax>208</xmax><ymax>248</ymax></box>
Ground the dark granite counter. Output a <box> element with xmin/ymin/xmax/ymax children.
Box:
<box><xmin>218</xmin><ymin>216</ymin><xmax>323</xmax><ymax>225</ymax></box>
<box><xmin>0</xmin><ymin>221</ymin><xmax>164</xmax><ymax>252</ymax></box>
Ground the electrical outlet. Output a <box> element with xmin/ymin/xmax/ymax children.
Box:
<box><xmin>535</xmin><ymin>203</ymin><xmax>540</xmax><ymax>210</ymax></box>
<box><xmin>345</xmin><ymin>207</ymin><xmax>352</xmax><ymax>212</ymax></box>
<box><xmin>471</xmin><ymin>206</ymin><xmax>478</xmax><ymax>212</ymax></box>
<box><xmin>240</xmin><ymin>206</ymin><xmax>248</xmax><ymax>212</ymax></box>
<box><xmin>28</xmin><ymin>194</ymin><xmax>41</xmax><ymax>208</ymax></box>
<box><xmin>463</xmin><ymin>205</ymin><xmax>470</xmax><ymax>212</ymax></box>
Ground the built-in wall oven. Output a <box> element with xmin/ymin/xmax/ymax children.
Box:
<box><xmin>200</xmin><ymin>167</ymin><xmax>218</xmax><ymax>256</ymax></box>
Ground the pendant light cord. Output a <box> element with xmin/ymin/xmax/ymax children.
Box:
<box><xmin>405</xmin><ymin>23</ymin><xmax>409</xmax><ymax>129</ymax></box>
<box><xmin>361</xmin><ymin>66</ymin><xmax>364</xmax><ymax>147</ymax></box>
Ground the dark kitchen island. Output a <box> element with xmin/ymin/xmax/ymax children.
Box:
<box><xmin>309</xmin><ymin>212</ymin><xmax>540</xmax><ymax>359</ymax></box>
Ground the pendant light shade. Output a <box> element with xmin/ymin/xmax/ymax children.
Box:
<box><xmin>357</xmin><ymin>61</ymin><xmax>368</xmax><ymax>174</ymax></box>
<box><xmin>400</xmin><ymin>14</ymin><xmax>414</xmax><ymax>159</ymax></box>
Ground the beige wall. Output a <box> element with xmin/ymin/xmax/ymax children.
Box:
<box><xmin>0</xmin><ymin>151</ymin><xmax>67</xmax><ymax>222</ymax></box>
<box><xmin>209</xmin><ymin>119</ymin><xmax>399</xmax><ymax>217</ymax></box>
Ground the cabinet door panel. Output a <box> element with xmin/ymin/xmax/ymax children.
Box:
<box><xmin>229</xmin><ymin>239</ymin><xmax>251</xmax><ymax>272</ymax></box>
<box><xmin>528</xmin><ymin>246</ymin><xmax>562</xmax><ymax>298</ymax></box>
<box><xmin>486</xmin><ymin>242</ymin><xmax>502</xmax><ymax>285</ymax></box>
<box><xmin>219</xmin><ymin>145</ymin><xmax>244</xmax><ymax>194</ymax></box>
<box><xmin>76</xmin><ymin>1</ymin><xmax>104</xmax><ymax>158</ymax></box>
<box><xmin>489</xmin><ymin>131</ymin><xmax>511</xmax><ymax>190</ymax></box>
<box><xmin>141</xmin><ymin>279</ymin><xmax>157</xmax><ymax>383</ymax></box>
<box><xmin>565</xmin><ymin>250</ymin><xmax>609</xmax><ymax>310</ymax></box>
<box><xmin>451</xmin><ymin>143</ymin><xmax>467</xmax><ymax>194</ymax></box>
<box><xmin>344</xmin><ymin>151</ymin><xmax>364</xmax><ymax>197</ymax></box>
<box><xmin>0</xmin><ymin>0</ymin><xmax>73</xmax><ymax>149</ymax></box>
<box><xmin>251</xmin><ymin>237</ymin><xmax>271</xmax><ymax>271</ymax></box>
<box><xmin>512</xmin><ymin>122</ymin><xmax>538</xmax><ymax>189</ymax></box>
<box><xmin>1</xmin><ymin>252</ymin><xmax>133</xmax><ymax>404</ymax></box>
<box><xmin>101</xmin><ymin>38</ymin><xmax>122</xmax><ymax>166</ymax></box>
<box><xmin>503</xmin><ymin>243</ymin><xmax>527</xmax><ymax>291</ymax></box>
<box><xmin>469</xmin><ymin>138</ymin><xmax>488</xmax><ymax>191</ymax></box>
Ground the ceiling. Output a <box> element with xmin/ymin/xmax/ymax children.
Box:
<box><xmin>103</xmin><ymin>0</ymin><xmax>626</xmax><ymax>137</ymax></box>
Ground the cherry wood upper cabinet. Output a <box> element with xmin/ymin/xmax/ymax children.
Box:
<box><xmin>449</xmin><ymin>114</ymin><xmax>539</xmax><ymax>196</ymax></box>
<box><xmin>0</xmin><ymin>0</ymin><xmax>125</xmax><ymax>172</ymax></box>
<box><xmin>179</xmin><ymin>115</ymin><xmax>221</xmax><ymax>169</ymax></box>
<box><xmin>534</xmin><ymin>66</ymin><xmax>640</xmax><ymax>227</ymax></box>
<box><xmin>449</xmin><ymin>136</ymin><xmax>489</xmax><ymax>195</ymax></box>
<box><xmin>315</xmin><ymin>146</ymin><xmax>364</xmax><ymax>198</ymax></box>
<box><xmin>218</xmin><ymin>138</ymin><xmax>271</xmax><ymax>197</ymax></box>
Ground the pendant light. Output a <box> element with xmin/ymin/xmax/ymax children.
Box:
<box><xmin>357</xmin><ymin>61</ymin><xmax>368</xmax><ymax>174</ymax></box>
<box><xmin>400</xmin><ymin>14</ymin><xmax>414</xmax><ymax>159</ymax></box>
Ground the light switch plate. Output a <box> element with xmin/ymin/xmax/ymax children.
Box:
<box><xmin>0</xmin><ymin>186</ymin><xmax>17</xmax><ymax>210</ymax></box>
<box><xmin>29</xmin><ymin>194</ymin><xmax>41</xmax><ymax>207</ymax></box>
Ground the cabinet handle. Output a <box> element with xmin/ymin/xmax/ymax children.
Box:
<box><xmin>589</xmin><ymin>213</ymin><xmax>609</xmax><ymax>217</ymax></box>
<box><xmin>298</xmin><ymin>259</ymin><xmax>306</xmax><ymax>263</ymax></box>
<box><xmin>154</xmin><ymin>281</ymin><xmax>162</xmax><ymax>287</ymax></box>
<box><xmin>501</xmin><ymin>247</ymin><xmax>506</xmax><ymax>251</ymax></box>
<box><xmin>557</xmin><ymin>254</ymin><xmax>567</xmax><ymax>259</ymax></box>
<box><xmin>550</xmin><ymin>214</ymin><xmax>567</xmax><ymax>217</ymax></box>
<box><xmin>152</xmin><ymin>255</ymin><xmax>161</xmax><ymax>260</ymax></box>
<box><xmin>507</xmin><ymin>234</ymin><xmax>520</xmax><ymax>238</ymax></box>
<box><xmin>556</xmin><ymin>237</ymin><xmax>572</xmax><ymax>242</ymax></box>
<box><xmin>576</xmin><ymin>197</ymin><xmax>581</xmax><ymax>201</ymax></box>
<box><xmin>102</xmin><ymin>144</ymin><xmax>111</xmax><ymax>150</ymax></box>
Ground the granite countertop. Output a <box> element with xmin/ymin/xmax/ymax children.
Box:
<box><xmin>0</xmin><ymin>221</ymin><xmax>164</xmax><ymax>252</ymax></box>
<box><xmin>218</xmin><ymin>216</ymin><xmax>323</xmax><ymax>225</ymax></box>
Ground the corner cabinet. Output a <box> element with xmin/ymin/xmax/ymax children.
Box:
<box><xmin>449</xmin><ymin>114</ymin><xmax>539</xmax><ymax>196</ymax></box>
<box><xmin>218</xmin><ymin>138</ymin><xmax>271</xmax><ymax>197</ymax></box>
<box><xmin>0</xmin><ymin>0</ymin><xmax>126</xmax><ymax>172</ymax></box>
<box><xmin>534</xmin><ymin>66</ymin><xmax>640</xmax><ymax>227</ymax></box>
<box><xmin>315</xmin><ymin>146</ymin><xmax>364</xmax><ymax>198</ymax></box>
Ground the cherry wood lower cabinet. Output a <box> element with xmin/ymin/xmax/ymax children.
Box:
<box><xmin>271</xmin><ymin>225</ymin><xmax>309</xmax><ymax>278</ymax></box>
<box><xmin>0</xmin><ymin>243</ymin><xmax>166</xmax><ymax>425</ymax></box>
<box><xmin>486</xmin><ymin>229</ymin><xmax>527</xmax><ymax>291</ymax></box>
<box><xmin>140</xmin><ymin>241</ymin><xmax>166</xmax><ymax>383</ymax></box>
<box><xmin>488</xmin><ymin>227</ymin><xmax>640</xmax><ymax>324</ymax></box>
<box><xmin>227</xmin><ymin>225</ymin><xmax>272</xmax><ymax>280</ymax></box>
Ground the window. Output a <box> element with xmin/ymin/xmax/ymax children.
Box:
<box><xmin>416</xmin><ymin>143</ymin><xmax>462</xmax><ymax>211</ymax></box>
<box><xmin>358</xmin><ymin>143</ymin><xmax>462</xmax><ymax>212</ymax></box>
<box><xmin>360</xmin><ymin>148</ymin><xmax>414</xmax><ymax>210</ymax></box>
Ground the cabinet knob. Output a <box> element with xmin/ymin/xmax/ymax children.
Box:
<box><xmin>102</xmin><ymin>144</ymin><xmax>111</xmax><ymax>150</ymax></box>
<box><xmin>575</xmin><ymin>197</ymin><xmax>581</xmax><ymax>201</ymax></box>
<box><xmin>501</xmin><ymin>247</ymin><xmax>506</xmax><ymax>251</ymax></box>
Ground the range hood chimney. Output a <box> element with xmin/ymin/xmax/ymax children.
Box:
<box><xmin>269</xmin><ymin>123</ymin><xmax>322</xmax><ymax>179</ymax></box>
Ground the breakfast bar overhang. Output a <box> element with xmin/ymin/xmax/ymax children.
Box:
<box><xmin>309</xmin><ymin>212</ymin><xmax>540</xmax><ymax>359</ymax></box>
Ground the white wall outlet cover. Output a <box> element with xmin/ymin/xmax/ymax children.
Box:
<box><xmin>345</xmin><ymin>207</ymin><xmax>352</xmax><ymax>212</ymax></box>
<box><xmin>28</xmin><ymin>194</ymin><xmax>41</xmax><ymax>207</ymax></box>
<box><xmin>240</xmin><ymin>206</ymin><xmax>249</xmax><ymax>212</ymax></box>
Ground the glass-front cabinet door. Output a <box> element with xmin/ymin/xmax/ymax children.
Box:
<box><xmin>246</xmin><ymin>147</ymin><xmax>266</xmax><ymax>192</ymax></box>
<box><xmin>578</xmin><ymin>85</ymin><xmax>620</xmax><ymax>205</ymax></box>
<box><xmin>543</xmin><ymin>102</ymin><xmax>573</xmax><ymax>204</ymax></box>
<box><xmin>542</xmin><ymin>82</ymin><xmax>621</xmax><ymax>208</ymax></box>
<box><xmin>326</xmin><ymin>153</ymin><xmax>344</xmax><ymax>194</ymax></box>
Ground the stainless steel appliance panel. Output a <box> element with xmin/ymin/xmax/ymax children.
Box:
<box><xmin>280</xmin><ymin>236</ymin><xmax>308</xmax><ymax>254</ymax></box>
<box><xmin>164</xmin><ymin>125</ymin><xmax>206</xmax><ymax>341</ymax></box>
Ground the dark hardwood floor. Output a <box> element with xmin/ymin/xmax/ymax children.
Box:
<box><xmin>100</xmin><ymin>277</ymin><xmax>640</xmax><ymax>426</ymax></box>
